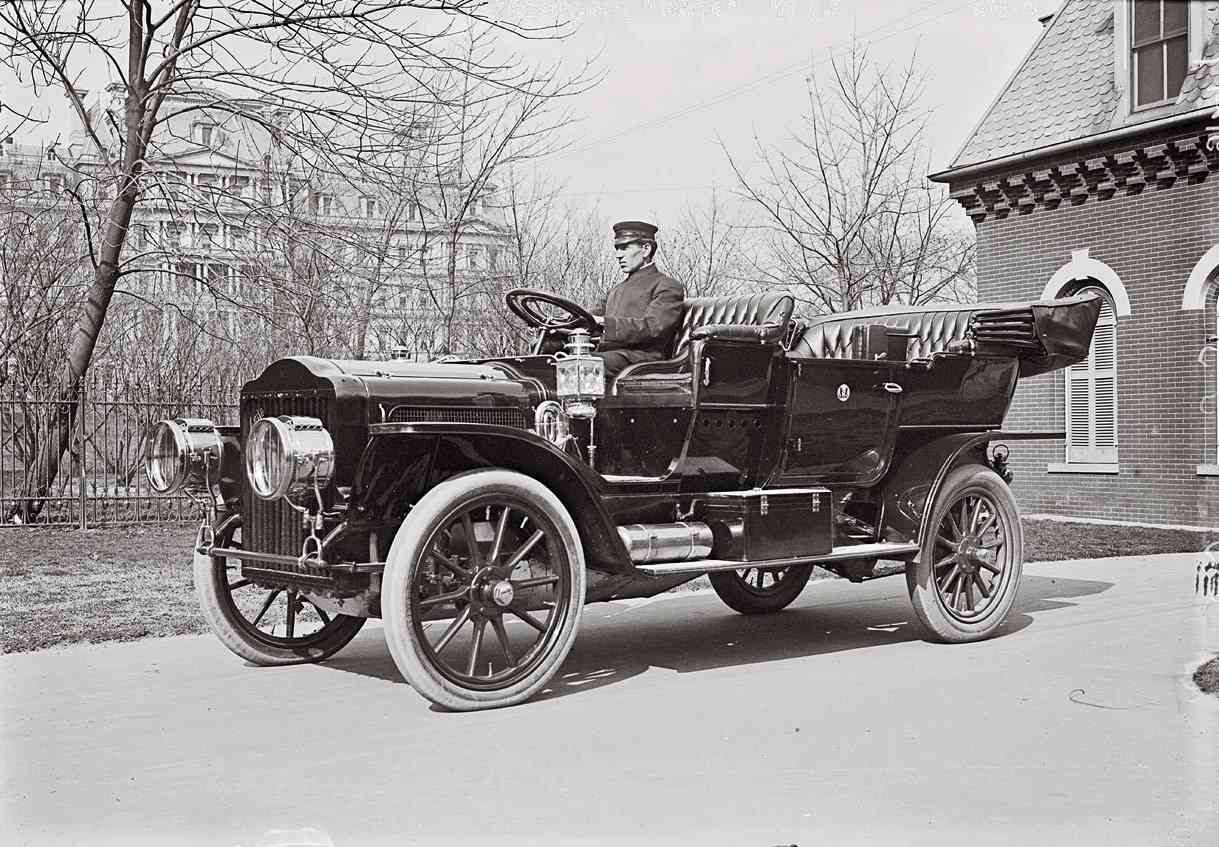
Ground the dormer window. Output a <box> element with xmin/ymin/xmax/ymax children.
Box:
<box><xmin>1131</xmin><ymin>1</ymin><xmax>1188</xmax><ymax>110</ymax></box>
<box><xmin>195</xmin><ymin>122</ymin><xmax>217</xmax><ymax>146</ymax></box>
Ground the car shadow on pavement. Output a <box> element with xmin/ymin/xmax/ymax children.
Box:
<box><xmin>323</xmin><ymin>573</ymin><xmax>1112</xmax><ymax>705</ymax></box>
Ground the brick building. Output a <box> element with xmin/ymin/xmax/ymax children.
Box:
<box><xmin>931</xmin><ymin>0</ymin><xmax>1219</xmax><ymax>528</ymax></box>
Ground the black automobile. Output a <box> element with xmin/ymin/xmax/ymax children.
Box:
<box><xmin>146</xmin><ymin>288</ymin><xmax>1101</xmax><ymax>710</ymax></box>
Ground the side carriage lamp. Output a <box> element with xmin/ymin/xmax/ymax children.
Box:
<box><xmin>553</xmin><ymin>329</ymin><xmax>605</xmax><ymax>466</ymax></box>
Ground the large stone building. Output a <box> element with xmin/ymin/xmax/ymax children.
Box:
<box><xmin>2</xmin><ymin>85</ymin><xmax>512</xmax><ymax>365</ymax></box>
<box><xmin>931</xmin><ymin>0</ymin><xmax>1219</xmax><ymax>528</ymax></box>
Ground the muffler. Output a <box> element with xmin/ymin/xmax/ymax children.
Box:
<box><xmin>617</xmin><ymin>522</ymin><xmax>714</xmax><ymax>564</ymax></box>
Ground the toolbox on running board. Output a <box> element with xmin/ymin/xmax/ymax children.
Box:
<box><xmin>697</xmin><ymin>487</ymin><xmax>832</xmax><ymax>561</ymax></box>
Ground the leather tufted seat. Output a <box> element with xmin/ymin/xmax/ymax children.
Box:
<box><xmin>672</xmin><ymin>292</ymin><xmax>796</xmax><ymax>360</ymax></box>
<box><xmin>789</xmin><ymin>303</ymin><xmax>979</xmax><ymax>360</ymax></box>
<box><xmin>612</xmin><ymin>291</ymin><xmax>795</xmax><ymax>391</ymax></box>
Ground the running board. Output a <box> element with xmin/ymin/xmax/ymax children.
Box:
<box><xmin>634</xmin><ymin>541</ymin><xmax>920</xmax><ymax>577</ymax></box>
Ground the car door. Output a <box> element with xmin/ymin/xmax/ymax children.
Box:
<box><xmin>775</xmin><ymin>356</ymin><xmax>904</xmax><ymax>485</ymax></box>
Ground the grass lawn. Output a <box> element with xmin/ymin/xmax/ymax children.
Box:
<box><xmin>1</xmin><ymin>518</ymin><xmax>1215</xmax><ymax>654</ymax></box>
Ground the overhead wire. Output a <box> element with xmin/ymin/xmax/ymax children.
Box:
<box><xmin>548</xmin><ymin>0</ymin><xmax>981</xmax><ymax>164</ymax></box>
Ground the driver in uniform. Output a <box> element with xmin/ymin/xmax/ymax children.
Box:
<box><xmin>591</xmin><ymin>221</ymin><xmax>685</xmax><ymax>377</ymax></box>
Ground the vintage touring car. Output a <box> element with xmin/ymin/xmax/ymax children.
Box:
<box><xmin>146</xmin><ymin>288</ymin><xmax>1101</xmax><ymax>710</ymax></box>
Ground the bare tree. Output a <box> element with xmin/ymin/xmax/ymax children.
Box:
<box><xmin>0</xmin><ymin>0</ymin><xmax>583</xmax><ymax>518</ymax></box>
<box><xmin>0</xmin><ymin>145</ymin><xmax>86</xmax><ymax>394</ymax></box>
<box><xmin>662</xmin><ymin>188</ymin><xmax>757</xmax><ymax>298</ymax></box>
<box><xmin>726</xmin><ymin>43</ymin><xmax>975</xmax><ymax>315</ymax></box>
<box><xmin>408</xmin><ymin>27</ymin><xmax>589</xmax><ymax>356</ymax></box>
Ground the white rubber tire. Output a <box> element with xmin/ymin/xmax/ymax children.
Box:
<box><xmin>194</xmin><ymin>524</ymin><xmax>365</xmax><ymax>665</ymax></box>
<box><xmin>382</xmin><ymin>469</ymin><xmax>585</xmax><ymax>711</ymax></box>
<box><xmin>906</xmin><ymin>464</ymin><xmax>1023</xmax><ymax>643</ymax></box>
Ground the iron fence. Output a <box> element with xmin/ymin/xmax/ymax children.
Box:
<box><xmin>0</xmin><ymin>382</ymin><xmax>237</xmax><ymax>528</ymax></box>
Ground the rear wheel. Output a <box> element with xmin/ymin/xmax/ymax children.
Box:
<box><xmin>906</xmin><ymin>464</ymin><xmax>1023</xmax><ymax>643</ymax></box>
<box><xmin>382</xmin><ymin>470</ymin><xmax>585</xmax><ymax>711</ymax></box>
<box><xmin>709</xmin><ymin>564</ymin><xmax>814</xmax><ymax>615</ymax></box>
<box><xmin>194</xmin><ymin>519</ymin><xmax>365</xmax><ymax>665</ymax></box>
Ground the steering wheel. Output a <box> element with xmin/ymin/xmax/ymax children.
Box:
<box><xmin>505</xmin><ymin>288</ymin><xmax>600</xmax><ymax>334</ymax></box>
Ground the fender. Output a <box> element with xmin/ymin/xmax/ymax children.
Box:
<box><xmin>354</xmin><ymin>422</ymin><xmax>634</xmax><ymax>575</ymax></box>
<box><xmin>879</xmin><ymin>430</ymin><xmax>1063</xmax><ymax>555</ymax></box>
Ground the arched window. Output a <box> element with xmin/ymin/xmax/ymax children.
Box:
<box><xmin>1065</xmin><ymin>286</ymin><xmax>1118</xmax><ymax>466</ymax></box>
<box><xmin>1202</xmin><ymin>279</ymin><xmax>1218</xmax><ymax>473</ymax></box>
<box><xmin>1181</xmin><ymin>245</ymin><xmax>1219</xmax><ymax>474</ymax></box>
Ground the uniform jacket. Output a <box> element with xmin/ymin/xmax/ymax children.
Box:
<box><xmin>594</xmin><ymin>263</ymin><xmax>685</xmax><ymax>365</ymax></box>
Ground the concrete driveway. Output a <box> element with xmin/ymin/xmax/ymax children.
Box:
<box><xmin>2</xmin><ymin>553</ymin><xmax>1216</xmax><ymax>847</ymax></box>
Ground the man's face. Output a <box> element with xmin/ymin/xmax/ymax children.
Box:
<box><xmin>615</xmin><ymin>240</ymin><xmax>650</xmax><ymax>274</ymax></box>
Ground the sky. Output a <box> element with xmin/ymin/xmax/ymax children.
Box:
<box><xmin>501</xmin><ymin>0</ymin><xmax>1058</xmax><ymax>225</ymax></box>
<box><xmin>1</xmin><ymin>0</ymin><xmax>1059</xmax><ymax>228</ymax></box>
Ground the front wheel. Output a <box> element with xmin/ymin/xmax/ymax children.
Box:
<box><xmin>382</xmin><ymin>470</ymin><xmax>586</xmax><ymax>711</ymax></box>
<box><xmin>194</xmin><ymin>520</ymin><xmax>366</xmax><ymax>665</ymax></box>
<box><xmin>906</xmin><ymin>464</ymin><xmax>1023</xmax><ymax>643</ymax></box>
<box><xmin>708</xmin><ymin>564</ymin><xmax>814</xmax><ymax>614</ymax></box>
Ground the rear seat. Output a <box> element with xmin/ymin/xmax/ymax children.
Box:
<box><xmin>788</xmin><ymin>303</ymin><xmax>980</xmax><ymax>360</ymax></box>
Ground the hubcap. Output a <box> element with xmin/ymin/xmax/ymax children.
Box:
<box><xmin>490</xmin><ymin>580</ymin><xmax>515</xmax><ymax>608</ymax></box>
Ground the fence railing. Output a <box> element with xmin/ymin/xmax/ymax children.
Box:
<box><xmin>0</xmin><ymin>384</ymin><xmax>237</xmax><ymax>528</ymax></box>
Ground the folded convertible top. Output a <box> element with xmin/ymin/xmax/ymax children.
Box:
<box><xmin>970</xmin><ymin>292</ymin><xmax>1102</xmax><ymax>377</ymax></box>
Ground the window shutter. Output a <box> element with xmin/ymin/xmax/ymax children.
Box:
<box><xmin>1065</xmin><ymin>290</ymin><xmax>1118</xmax><ymax>464</ymax></box>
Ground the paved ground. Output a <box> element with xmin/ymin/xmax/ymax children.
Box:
<box><xmin>2</xmin><ymin>554</ymin><xmax>1216</xmax><ymax>847</ymax></box>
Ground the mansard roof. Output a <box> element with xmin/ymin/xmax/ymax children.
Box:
<box><xmin>945</xmin><ymin>0</ymin><xmax>1219</xmax><ymax>173</ymax></box>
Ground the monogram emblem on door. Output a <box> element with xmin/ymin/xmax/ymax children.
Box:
<box><xmin>836</xmin><ymin>384</ymin><xmax>850</xmax><ymax>402</ymax></box>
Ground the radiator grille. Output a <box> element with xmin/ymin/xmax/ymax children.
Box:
<box><xmin>386</xmin><ymin>404</ymin><xmax>528</xmax><ymax>429</ymax></box>
<box><xmin>241</xmin><ymin>393</ymin><xmax>330</xmax><ymax>566</ymax></box>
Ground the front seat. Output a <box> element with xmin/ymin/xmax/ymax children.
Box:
<box><xmin>612</xmin><ymin>291</ymin><xmax>795</xmax><ymax>394</ymax></box>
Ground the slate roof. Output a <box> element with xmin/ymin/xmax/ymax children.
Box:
<box><xmin>948</xmin><ymin>0</ymin><xmax>1219</xmax><ymax>171</ymax></box>
<box><xmin>1178</xmin><ymin>2</ymin><xmax>1219</xmax><ymax>107</ymax></box>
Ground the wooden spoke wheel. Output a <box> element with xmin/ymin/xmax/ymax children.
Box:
<box><xmin>383</xmin><ymin>470</ymin><xmax>585</xmax><ymax>711</ymax></box>
<box><xmin>194</xmin><ymin>519</ymin><xmax>365</xmax><ymax>665</ymax></box>
<box><xmin>906</xmin><ymin>464</ymin><xmax>1023</xmax><ymax>642</ymax></box>
<box><xmin>709</xmin><ymin>563</ymin><xmax>814</xmax><ymax>615</ymax></box>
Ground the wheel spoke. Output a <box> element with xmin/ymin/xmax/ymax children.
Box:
<box><xmin>975</xmin><ymin>509</ymin><xmax>997</xmax><ymax>539</ymax></box>
<box><xmin>938</xmin><ymin>563</ymin><xmax>960</xmax><ymax>593</ymax></box>
<box><xmin>466</xmin><ymin>618</ymin><xmax>487</xmax><ymax>677</ymax></box>
<box><xmin>978</xmin><ymin>535</ymin><xmax>1005</xmax><ymax>550</ymax></box>
<box><xmin>968</xmin><ymin>497</ymin><xmax>984</xmax><ymax>535</ymax></box>
<box><xmin>488</xmin><ymin>506</ymin><xmax>511</xmax><ymax>565</ymax></box>
<box><xmin>419</xmin><ymin>586</ymin><xmax>469</xmax><ymax>609</ymax></box>
<box><xmin>945</xmin><ymin>509</ymin><xmax>963</xmax><ymax>541</ymax></box>
<box><xmin>964</xmin><ymin>577</ymin><xmax>976</xmax><ymax>612</ymax></box>
<box><xmin>252</xmin><ymin>589</ymin><xmax>282</xmax><ymax>627</ymax></box>
<box><xmin>972</xmin><ymin>572</ymin><xmax>991</xmax><ymax>600</ymax></box>
<box><xmin>461</xmin><ymin>513</ymin><xmax>483</xmax><ymax>569</ymax></box>
<box><xmin>432</xmin><ymin>605</ymin><xmax>472</xmax><ymax>655</ymax></box>
<box><xmin>933</xmin><ymin>553</ymin><xmax>956</xmax><ymax>570</ymax></box>
<box><xmin>935</xmin><ymin>533</ymin><xmax>956</xmax><ymax>552</ymax></box>
<box><xmin>491</xmin><ymin>615</ymin><xmax>516</xmax><ymax>665</ymax></box>
<box><xmin>950</xmin><ymin>572</ymin><xmax>964</xmax><ymax>610</ymax></box>
<box><xmin>427</xmin><ymin>549</ymin><xmax>470</xmax><ymax>579</ymax></box>
<box><xmin>980</xmin><ymin>560</ymin><xmax>1002</xmax><ymax>575</ymax></box>
<box><xmin>509</xmin><ymin>606</ymin><xmax>547</xmax><ymax>632</ymax></box>
<box><xmin>503</xmin><ymin>529</ymin><xmax>545</xmax><ymax>571</ymax></box>
<box><xmin>307</xmin><ymin>599</ymin><xmax>332</xmax><ymax>625</ymax></box>
<box><xmin>285</xmin><ymin>591</ymin><xmax>297</xmax><ymax>638</ymax></box>
<box><xmin>513</xmin><ymin>575</ymin><xmax>559</xmax><ymax>590</ymax></box>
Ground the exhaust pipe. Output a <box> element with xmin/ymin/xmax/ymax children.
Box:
<box><xmin>617</xmin><ymin>522</ymin><xmax>714</xmax><ymax>564</ymax></box>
